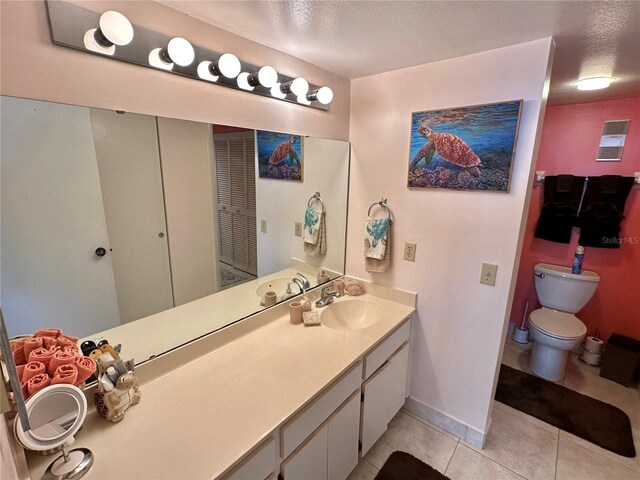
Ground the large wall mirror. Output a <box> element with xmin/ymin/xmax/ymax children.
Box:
<box><xmin>1</xmin><ymin>96</ymin><xmax>350</xmax><ymax>364</ymax></box>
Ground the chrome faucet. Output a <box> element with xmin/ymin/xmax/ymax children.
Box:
<box><xmin>315</xmin><ymin>285</ymin><xmax>340</xmax><ymax>308</ymax></box>
<box><xmin>296</xmin><ymin>272</ymin><xmax>310</xmax><ymax>290</ymax></box>
<box><xmin>291</xmin><ymin>277</ymin><xmax>306</xmax><ymax>294</ymax></box>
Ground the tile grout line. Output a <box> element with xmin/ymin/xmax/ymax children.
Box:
<box><xmin>442</xmin><ymin>439</ymin><xmax>459</xmax><ymax>475</ymax></box>
<box><xmin>361</xmin><ymin>457</ymin><xmax>379</xmax><ymax>471</ymax></box>
<box><xmin>554</xmin><ymin>428</ymin><xmax>560</xmax><ymax>480</ymax></box>
<box><xmin>399</xmin><ymin>409</ymin><xmax>462</xmax><ymax>442</ymax></box>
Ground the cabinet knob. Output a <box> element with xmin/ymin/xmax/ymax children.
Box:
<box><xmin>95</xmin><ymin>247</ymin><xmax>107</xmax><ymax>257</ymax></box>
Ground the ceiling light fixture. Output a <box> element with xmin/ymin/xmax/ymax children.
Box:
<box><xmin>247</xmin><ymin>66</ymin><xmax>278</xmax><ymax>88</ymax></box>
<box><xmin>575</xmin><ymin>77</ymin><xmax>615</xmax><ymax>91</ymax></box>
<box><xmin>307</xmin><ymin>87</ymin><xmax>334</xmax><ymax>105</ymax></box>
<box><xmin>209</xmin><ymin>53</ymin><xmax>242</xmax><ymax>79</ymax></box>
<box><xmin>83</xmin><ymin>10</ymin><xmax>133</xmax><ymax>55</ymax></box>
<box><xmin>270</xmin><ymin>83</ymin><xmax>287</xmax><ymax>99</ymax></box>
<box><xmin>281</xmin><ymin>78</ymin><xmax>309</xmax><ymax>97</ymax></box>
<box><xmin>160</xmin><ymin>37</ymin><xmax>195</xmax><ymax>67</ymax></box>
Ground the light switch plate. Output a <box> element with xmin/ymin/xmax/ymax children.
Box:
<box><xmin>403</xmin><ymin>242</ymin><xmax>417</xmax><ymax>262</ymax></box>
<box><xmin>294</xmin><ymin>222</ymin><xmax>302</xmax><ymax>237</ymax></box>
<box><xmin>261</xmin><ymin>220</ymin><xmax>267</xmax><ymax>233</ymax></box>
<box><xmin>480</xmin><ymin>263</ymin><xmax>498</xmax><ymax>286</ymax></box>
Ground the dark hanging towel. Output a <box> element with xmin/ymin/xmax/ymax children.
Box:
<box><xmin>578</xmin><ymin>175</ymin><xmax>634</xmax><ymax>248</ymax></box>
<box><xmin>534</xmin><ymin>175</ymin><xmax>587</xmax><ymax>243</ymax></box>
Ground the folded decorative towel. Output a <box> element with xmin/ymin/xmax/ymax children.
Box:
<box><xmin>75</xmin><ymin>356</ymin><xmax>97</xmax><ymax>383</ymax></box>
<box><xmin>10</xmin><ymin>339</ymin><xmax>27</xmax><ymax>366</ymax></box>
<box><xmin>365</xmin><ymin>218</ymin><xmax>391</xmax><ymax>273</ymax></box>
<box><xmin>52</xmin><ymin>364</ymin><xmax>79</xmax><ymax>386</ymax></box>
<box><xmin>23</xmin><ymin>337</ymin><xmax>44</xmax><ymax>361</ymax></box>
<box><xmin>304</xmin><ymin>207</ymin><xmax>322</xmax><ymax>245</ymax></box>
<box><xmin>22</xmin><ymin>361</ymin><xmax>46</xmax><ymax>383</ymax></box>
<box><xmin>28</xmin><ymin>346</ymin><xmax>58</xmax><ymax>367</ymax></box>
<box><xmin>25</xmin><ymin>373</ymin><xmax>51</xmax><ymax>398</ymax></box>
<box><xmin>304</xmin><ymin>211</ymin><xmax>327</xmax><ymax>257</ymax></box>
<box><xmin>365</xmin><ymin>217</ymin><xmax>390</xmax><ymax>259</ymax></box>
<box><xmin>48</xmin><ymin>349</ymin><xmax>80</xmax><ymax>376</ymax></box>
<box><xmin>34</xmin><ymin>328</ymin><xmax>61</xmax><ymax>338</ymax></box>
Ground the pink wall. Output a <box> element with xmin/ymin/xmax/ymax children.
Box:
<box><xmin>347</xmin><ymin>38</ymin><xmax>554</xmax><ymax>437</ymax></box>
<box><xmin>510</xmin><ymin>97</ymin><xmax>640</xmax><ymax>340</ymax></box>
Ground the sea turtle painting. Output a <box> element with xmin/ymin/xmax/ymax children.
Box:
<box><xmin>410</xmin><ymin>120</ymin><xmax>481</xmax><ymax>176</ymax></box>
<box><xmin>257</xmin><ymin>130</ymin><xmax>303</xmax><ymax>181</ymax></box>
<box><xmin>269</xmin><ymin>135</ymin><xmax>300</xmax><ymax>167</ymax></box>
<box><xmin>407</xmin><ymin>100</ymin><xmax>522</xmax><ymax>192</ymax></box>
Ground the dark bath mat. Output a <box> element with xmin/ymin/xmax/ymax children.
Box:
<box><xmin>374</xmin><ymin>451</ymin><xmax>450</xmax><ymax>480</ymax></box>
<box><xmin>496</xmin><ymin>364</ymin><xmax>636</xmax><ymax>457</ymax></box>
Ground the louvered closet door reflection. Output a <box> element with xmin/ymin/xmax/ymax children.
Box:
<box><xmin>214</xmin><ymin>132</ymin><xmax>257</xmax><ymax>276</ymax></box>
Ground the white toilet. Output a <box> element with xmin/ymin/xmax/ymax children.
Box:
<box><xmin>528</xmin><ymin>263</ymin><xmax>600</xmax><ymax>381</ymax></box>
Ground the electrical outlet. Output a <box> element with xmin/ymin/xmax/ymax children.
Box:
<box><xmin>260</xmin><ymin>220</ymin><xmax>267</xmax><ymax>233</ymax></box>
<box><xmin>480</xmin><ymin>263</ymin><xmax>498</xmax><ymax>286</ymax></box>
<box><xmin>403</xmin><ymin>242</ymin><xmax>417</xmax><ymax>262</ymax></box>
<box><xmin>294</xmin><ymin>222</ymin><xmax>302</xmax><ymax>237</ymax></box>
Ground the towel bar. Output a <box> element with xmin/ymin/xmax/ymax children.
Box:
<box><xmin>535</xmin><ymin>171</ymin><xmax>640</xmax><ymax>188</ymax></box>
<box><xmin>368</xmin><ymin>197</ymin><xmax>393</xmax><ymax>223</ymax></box>
<box><xmin>308</xmin><ymin>192</ymin><xmax>325</xmax><ymax>214</ymax></box>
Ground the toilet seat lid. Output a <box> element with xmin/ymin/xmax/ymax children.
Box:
<box><xmin>529</xmin><ymin>308</ymin><xmax>587</xmax><ymax>339</ymax></box>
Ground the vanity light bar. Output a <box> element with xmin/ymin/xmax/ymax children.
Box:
<box><xmin>45</xmin><ymin>1</ymin><xmax>333</xmax><ymax>111</ymax></box>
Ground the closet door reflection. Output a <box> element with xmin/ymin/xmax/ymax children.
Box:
<box><xmin>90</xmin><ymin>110</ymin><xmax>173</xmax><ymax>323</ymax></box>
<box><xmin>214</xmin><ymin>131</ymin><xmax>257</xmax><ymax>281</ymax></box>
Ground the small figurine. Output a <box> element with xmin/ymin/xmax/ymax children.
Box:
<box><xmin>95</xmin><ymin>371</ymin><xmax>141</xmax><ymax>422</ymax></box>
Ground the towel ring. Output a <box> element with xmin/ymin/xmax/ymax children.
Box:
<box><xmin>308</xmin><ymin>192</ymin><xmax>325</xmax><ymax>214</ymax></box>
<box><xmin>368</xmin><ymin>197</ymin><xmax>393</xmax><ymax>223</ymax></box>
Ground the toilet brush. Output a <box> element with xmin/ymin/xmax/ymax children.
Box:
<box><xmin>511</xmin><ymin>300</ymin><xmax>530</xmax><ymax>344</ymax></box>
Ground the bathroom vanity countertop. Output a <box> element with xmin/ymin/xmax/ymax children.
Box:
<box><xmin>25</xmin><ymin>291</ymin><xmax>415</xmax><ymax>480</ymax></box>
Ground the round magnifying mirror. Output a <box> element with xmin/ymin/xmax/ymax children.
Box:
<box><xmin>14</xmin><ymin>384</ymin><xmax>93</xmax><ymax>479</ymax></box>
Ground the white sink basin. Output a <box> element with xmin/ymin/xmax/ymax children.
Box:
<box><xmin>320</xmin><ymin>299</ymin><xmax>383</xmax><ymax>330</ymax></box>
<box><xmin>256</xmin><ymin>278</ymin><xmax>292</xmax><ymax>299</ymax></box>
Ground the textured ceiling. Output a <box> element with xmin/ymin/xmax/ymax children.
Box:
<box><xmin>158</xmin><ymin>1</ymin><xmax>640</xmax><ymax>105</ymax></box>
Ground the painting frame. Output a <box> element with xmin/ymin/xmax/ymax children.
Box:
<box><xmin>407</xmin><ymin>100</ymin><xmax>523</xmax><ymax>193</ymax></box>
<box><xmin>256</xmin><ymin>130</ymin><xmax>304</xmax><ymax>182</ymax></box>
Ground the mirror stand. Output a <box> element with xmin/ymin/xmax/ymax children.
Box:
<box><xmin>43</xmin><ymin>444</ymin><xmax>94</xmax><ymax>480</ymax></box>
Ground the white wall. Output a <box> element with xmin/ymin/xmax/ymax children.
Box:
<box><xmin>256</xmin><ymin>137</ymin><xmax>350</xmax><ymax>277</ymax></box>
<box><xmin>346</xmin><ymin>38</ymin><xmax>554</xmax><ymax>437</ymax></box>
<box><xmin>157</xmin><ymin>117</ymin><xmax>219</xmax><ymax>306</ymax></box>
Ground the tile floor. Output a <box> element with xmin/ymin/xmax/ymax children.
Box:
<box><xmin>348</xmin><ymin>338</ymin><xmax>640</xmax><ymax>480</ymax></box>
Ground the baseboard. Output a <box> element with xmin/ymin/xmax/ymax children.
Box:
<box><xmin>403</xmin><ymin>396</ymin><xmax>489</xmax><ymax>449</ymax></box>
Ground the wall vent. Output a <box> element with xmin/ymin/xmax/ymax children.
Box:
<box><xmin>597</xmin><ymin>119</ymin><xmax>630</xmax><ymax>162</ymax></box>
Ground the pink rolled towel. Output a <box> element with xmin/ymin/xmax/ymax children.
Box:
<box><xmin>25</xmin><ymin>373</ymin><xmax>51</xmax><ymax>398</ymax></box>
<box><xmin>56</xmin><ymin>336</ymin><xmax>78</xmax><ymax>351</ymax></box>
<box><xmin>59</xmin><ymin>333</ymin><xmax>79</xmax><ymax>344</ymax></box>
<box><xmin>10</xmin><ymin>339</ymin><xmax>27</xmax><ymax>366</ymax></box>
<box><xmin>34</xmin><ymin>328</ymin><xmax>61</xmax><ymax>338</ymax></box>
<box><xmin>52</xmin><ymin>364</ymin><xmax>78</xmax><ymax>386</ymax></box>
<box><xmin>48</xmin><ymin>350</ymin><xmax>79</xmax><ymax>376</ymax></box>
<box><xmin>22</xmin><ymin>361</ymin><xmax>46</xmax><ymax>383</ymax></box>
<box><xmin>42</xmin><ymin>337</ymin><xmax>58</xmax><ymax>349</ymax></box>
<box><xmin>28</xmin><ymin>347</ymin><xmax>58</xmax><ymax>368</ymax></box>
<box><xmin>23</xmin><ymin>337</ymin><xmax>44</xmax><ymax>360</ymax></box>
<box><xmin>75</xmin><ymin>356</ymin><xmax>96</xmax><ymax>384</ymax></box>
<box><xmin>16</xmin><ymin>364</ymin><xmax>26</xmax><ymax>379</ymax></box>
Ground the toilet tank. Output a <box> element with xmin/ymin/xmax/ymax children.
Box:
<box><xmin>534</xmin><ymin>263</ymin><xmax>600</xmax><ymax>313</ymax></box>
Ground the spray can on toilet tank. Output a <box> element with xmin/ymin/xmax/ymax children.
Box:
<box><xmin>572</xmin><ymin>245</ymin><xmax>584</xmax><ymax>274</ymax></box>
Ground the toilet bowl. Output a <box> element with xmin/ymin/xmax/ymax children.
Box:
<box><xmin>529</xmin><ymin>308</ymin><xmax>586</xmax><ymax>381</ymax></box>
<box><xmin>528</xmin><ymin>263</ymin><xmax>599</xmax><ymax>381</ymax></box>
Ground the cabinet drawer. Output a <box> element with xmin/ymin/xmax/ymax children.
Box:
<box><xmin>222</xmin><ymin>437</ymin><xmax>275</xmax><ymax>480</ymax></box>
<box><xmin>364</xmin><ymin>318</ymin><xmax>410</xmax><ymax>379</ymax></box>
<box><xmin>281</xmin><ymin>361</ymin><xmax>362</xmax><ymax>458</ymax></box>
<box><xmin>361</xmin><ymin>342</ymin><xmax>410</xmax><ymax>455</ymax></box>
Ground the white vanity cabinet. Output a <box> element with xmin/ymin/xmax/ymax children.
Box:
<box><xmin>361</xmin><ymin>320</ymin><xmax>411</xmax><ymax>456</ymax></box>
<box><xmin>222</xmin><ymin>437</ymin><xmax>276</xmax><ymax>480</ymax></box>
<box><xmin>281</xmin><ymin>391</ymin><xmax>361</xmax><ymax>480</ymax></box>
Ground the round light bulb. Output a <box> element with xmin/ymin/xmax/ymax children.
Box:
<box><xmin>290</xmin><ymin>77</ymin><xmax>309</xmax><ymax>97</ymax></box>
<box><xmin>271</xmin><ymin>83</ymin><xmax>287</xmax><ymax>99</ymax></box>
<box><xmin>167</xmin><ymin>37</ymin><xmax>195</xmax><ymax>67</ymax></box>
<box><xmin>237</xmin><ymin>72</ymin><xmax>255</xmax><ymax>91</ymax></box>
<box><xmin>99</xmin><ymin>11</ymin><xmax>134</xmax><ymax>46</ymax></box>
<box><xmin>84</xmin><ymin>29</ymin><xmax>115</xmax><ymax>55</ymax></box>
<box><xmin>575</xmin><ymin>77</ymin><xmax>614</xmax><ymax>91</ymax></box>
<box><xmin>315</xmin><ymin>86</ymin><xmax>334</xmax><ymax>105</ymax></box>
<box><xmin>297</xmin><ymin>95</ymin><xmax>312</xmax><ymax>106</ymax></box>
<box><xmin>257</xmin><ymin>66</ymin><xmax>278</xmax><ymax>88</ymax></box>
<box><xmin>149</xmin><ymin>48</ymin><xmax>173</xmax><ymax>71</ymax></box>
<box><xmin>218</xmin><ymin>53</ymin><xmax>241</xmax><ymax>79</ymax></box>
<box><xmin>197</xmin><ymin>61</ymin><xmax>219</xmax><ymax>82</ymax></box>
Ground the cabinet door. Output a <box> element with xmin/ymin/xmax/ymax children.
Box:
<box><xmin>281</xmin><ymin>425</ymin><xmax>328</xmax><ymax>480</ymax></box>
<box><xmin>328</xmin><ymin>391</ymin><xmax>361</xmax><ymax>480</ymax></box>
<box><xmin>361</xmin><ymin>342</ymin><xmax>410</xmax><ymax>455</ymax></box>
